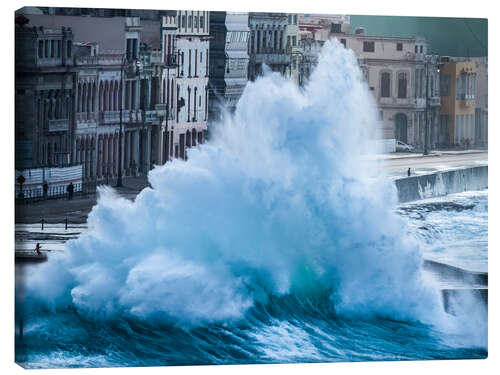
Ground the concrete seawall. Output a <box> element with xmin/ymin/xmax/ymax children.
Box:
<box><xmin>395</xmin><ymin>166</ymin><xmax>488</xmax><ymax>203</ymax></box>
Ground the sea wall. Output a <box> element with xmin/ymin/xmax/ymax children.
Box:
<box><xmin>395</xmin><ymin>166</ymin><xmax>488</xmax><ymax>203</ymax></box>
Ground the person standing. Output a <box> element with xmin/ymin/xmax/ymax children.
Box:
<box><xmin>67</xmin><ymin>182</ymin><xmax>74</xmax><ymax>200</ymax></box>
<box><xmin>34</xmin><ymin>243</ymin><xmax>42</xmax><ymax>256</ymax></box>
<box><xmin>43</xmin><ymin>181</ymin><xmax>48</xmax><ymax>198</ymax></box>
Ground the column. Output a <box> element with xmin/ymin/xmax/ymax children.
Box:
<box><xmin>103</xmin><ymin>135</ymin><xmax>108</xmax><ymax>178</ymax></box>
<box><xmin>124</xmin><ymin>131</ymin><xmax>130</xmax><ymax>173</ymax></box>
<box><xmin>134</xmin><ymin>130</ymin><xmax>140</xmax><ymax>168</ymax></box>
<box><xmin>92</xmin><ymin>137</ymin><xmax>97</xmax><ymax>179</ymax></box>
<box><xmin>146</xmin><ymin>128</ymin><xmax>152</xmax><ymax>169</ymax></box>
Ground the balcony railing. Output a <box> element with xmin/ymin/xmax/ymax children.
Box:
<box><xmin>428</xmin><ymin>96</ymin><xmax>441</xmax><ymax>107</ymax></box>
<box><xmin>164</xmin><ymin>54</ymin><xmax>177</xmax><ymax>67</ymax></box>
<box><xmin>48</xmin><ymin>119</ymin><xmax>69</xmax><ymax>132</ymax></box>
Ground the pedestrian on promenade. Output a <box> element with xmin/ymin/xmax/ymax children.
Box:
<box><xmin>34</xmin><ymin>243</ymin><xmax>42</xmax><ymax>256</ymax></box>
<box><xmin>43</xmin><ymin>181</ymin><xmax>48</xmax><ymax>198</ymax></box>
<box><xmin>408</xmin><ymin>168</ymin><xmax>411</xmax><ymax>176</ymax></box>
<box><xmin>67</xmin><ymin>182</ymin><xmax>74</xmax><ymax>200</ymax></box>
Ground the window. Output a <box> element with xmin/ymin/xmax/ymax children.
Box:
<box><xmin>50</xmin><ymin>40</ymin><xmax>55</xmax><ymax>57</ymax></box>
<box><xmin>66</xmin><ymin>40</ymin><xmax>72</xmax><ymax>58</ymax></box>
<box><xmin>331</xmin><ymin>23</ymin><xmax>341</xmax><ymax>33</ymax></box>
<box><xmin>396</xmin><ymin>42</ymin><xmax>403</xmax><ymax>51</ymax></box>
<box><xmin>287</xmin><ymin>35</ymin><xmax>291</xmax><ymax>47</ymax></box>
<box><xmin>340</xmin><ymin>38</ymin><xmax>346</xmax><ymax>48</ymax></box>
<box><xmin>182</xmin><ymin>15</ymin><xmax>186</xmax><ymax>28</ymax></box>
<box><xmin>440</xmin><ymin>74</ymin><xmax>450</xmax><ymax>96</ymax></box>
<box><xmin>188</xmin><ymin>15</ymin><xmax>192</xmax><ymax>28</ymax></box>
<box><xmin>45</xmin><ymin>40</ymin><xmax>50</xmax><ymax>57</ymax></box>
<box><xmin>381</xmin><ymin>72</ymin><xmax>391</xmax><ymax>97</ymax></box>
<box><xmin>194</xmin><ymin>16</ymin><xmax>198</xmax><ymax>28</ymax></box>
<box><xmin>200</xmin><ymin>15</ymin><xmax>204</xmax><ymax>29</ymax></box>
<box><xmin>461</xmin><ymin>75</ymin><xmax>466</xmax><ymax>99</ymax></box>
<box><xmin>420</xmin><ymin>45</ymin><xmax>423</xmax><ymax>53</ymax></box>
<box><xmin>288</xmin><ymin>14</ymin><xmax>292</xmax><ymax>24</ymax></box>
<box><xmin>57</xmin><ymin>40</ymin><xmax>61</xmax><ymax>58</ymax></box>
<box><xmin>379</xmin><ymin>111</ymin><xmax>383</xmax><ymax>120</ymax></box>
<box><xmin>292</xmin><ymin>36</ymin><xmax>296</xmax><ymax>46</ymax></box>
<box><xmin>472</xmin><ymin>75</ymin><xmax>476</xmax><ymax>98</ymax></box>
<box><xmin>38</xmin><ymin>40</ymin><xmax>44</xmax><ymax>58</ymax></box>
<box><xmin>415</xmin><ymin>45</ymin><xmax>418</xmax><ymax>53</ymax></box>
<box><xmin>397</xmin><ymin>72</ymin><xmax>407</xmax><ymax>98</ymax></box>
<box><xmin>294</xmin><ymin>15</ymin><xmax>297</xmax><ymax>24</ymax></box>
<box><xmin>363</xmin><ymin>41</ymin><xmax>375</xmax><ymax>52</ymax></box>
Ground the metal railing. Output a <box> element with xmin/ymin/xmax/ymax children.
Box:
<box><xmin>16</xmin><ymin>180</ymin><xmax>97</xmax><ymax>204</ymax></box>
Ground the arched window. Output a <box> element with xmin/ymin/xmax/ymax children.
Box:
<box><xmin>398</xmin><ymin>72</ymin><xmax>407</xmax><ymax>99</ymax></box>
<box><xmin>381</xmin><ymin>72</ymin><xmax>391</xmax><ymax>98</ymax></box>
<box><xmin>99</xmin><ymin>82</ymin><xmax>104</xmax><ymax>112</ymax></box>
<box><xmin>104</xmin><ymin>81</ymin><xmax>109</xmax><ymax>111</ymax></box>
<box><xmin>114</xmin><ymin>81</ymin><xmax>119</xmax><ymax>110</ymax></box>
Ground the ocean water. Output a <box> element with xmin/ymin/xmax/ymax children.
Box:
<box><xmin>15</xmin><ymin>40</ymin><xmax>487</xmax><ymax>368</ymax></box>
<box><xmin>398</xmin><ymin>190</ymin><xmax>488</xmax><ymax>273</ymax></box>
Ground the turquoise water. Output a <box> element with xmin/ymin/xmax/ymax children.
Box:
<box><xmin>15</xmin><ymin>41</ymin><xmax>487</xmax><ymax>368</ymax></box>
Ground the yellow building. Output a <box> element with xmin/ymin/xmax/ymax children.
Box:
<box><xmin>439</xmin><ymin>61</ymin><xmax>477</xmax><ymax>146</ymax></box>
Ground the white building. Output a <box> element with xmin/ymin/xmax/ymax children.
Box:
<box><xmin>172</xmin><ymin>10</ymin><xmax>210</xmax><ymax>159</ymax></box>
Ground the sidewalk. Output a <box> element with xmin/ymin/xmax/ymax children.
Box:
<box><xmin>15</xmin><ymin>175</ymin><xmax>150</xmax><ymax>224</ymax></box>
<box><xmin>372</xmin><ymin>148</ymin><xmax>488</xmax><ymax>161</ymax></box>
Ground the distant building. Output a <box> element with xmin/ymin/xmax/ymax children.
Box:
<box><xmin>15</xmin><ymin>22</ymin><xmax>75</xmax><ymax>170</ymax></box>
<box><xmin>297</xmin><ymin>38</ymin><xmax>324</xmax><ymax>86</ymax></box>
<box><xmin>16</xmin><ymin>13</ymin><xmax>166</xmax><ymax>180</ymax></box>
<box><xmin>285</xmin><ymin>13</ymin><xmax>300</xmax><ymax>84</ymax></box>
<box><xmin>472</xmin><ymin>57</ymin><xmax>488</xmax><ymax>147</ymax></box>
<box><xmin>329</xmin><ymin>26</ymin><xmax>440</xmax><ymax>149</ymax></box>
<box><xmin>248</xmin><ymin>12</ymin><xmax>290</xmax><ymax>81</ymax></box>
<box><xmin>439</xmin><ymin>60</ymin><xmax>477</xmax><ymax>146</ymax></box>
<box><xmin>208</xmin><ymin>11</ymin><xmax>250</xmax><ymax>121</ymax></box>
<box><xmin>173</xmin><ymin>10</ymin><xmax>210</xmax><ymax>159</ymax></box>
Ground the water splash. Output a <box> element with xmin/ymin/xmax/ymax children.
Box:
<box><xmin>25</xmin><ymin>40</ymin><xmax>445</xmax><ymax>328</ymax></box>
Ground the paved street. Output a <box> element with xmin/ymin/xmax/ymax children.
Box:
<box><xmin>15</xmin><ymin>150</ymin><xmax>487</xmax><ymax>225</ymax></box>
<box><xmin>15</xmin><ymin>175</ymin><xmax>150</xmax><ymax>224</ymax></box>
<box><xmin>377</xmin><ymin>150</ymin><xmax>488</xmax><ymax>179</ymax></box>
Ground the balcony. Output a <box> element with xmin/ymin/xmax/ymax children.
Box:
<box><xmin>415</xmin><ymin>98</ymin><xmax>426</xmax><ymax>108</ymax></box>
<box><xmin>99</xmin><ymin>111</ymin><xmax>121</xmax><ymax>124</ymax></box>
<box><xmin>144</xmin><ymin>110</ymin><xmax>158</xmax><ymax>123</ymax></box>
<box><xmin>48</xmin><ymin>119</ymin><xmax>69</xmax><ymax>132</ymax></box>
<box><xmin>428</xmin><ymin>96</ymin><xmax>440</xmax><ymax>107</ymax></box>
<box><xmin>155</xmin><ymin>103</ymin><xmax>167</xmax><ymax>117</ymax></box>
<box><xmin>164</xmin><ymin>54</ymin><xmax>177</xmax><ymax>68</ymax></box>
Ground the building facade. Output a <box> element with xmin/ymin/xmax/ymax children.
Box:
<box><xmin>329</xmin><ymin>27</ymin><xmax>440</xmax><ymax>148</ymax></box>
<box><xmin>16</xmin><ymin>13</ymin><xmax>170</xmax><ymax>181</ymax></box>
<box><xmin>15</xmin><ymin>22</ymin><xmax>75</xmax><ymax>170</ymax></box>
<box><xmin>285</xmin><ymin>13</ymin><xmax>300</xmax><ymax>84</ymax></box>
<box><xmin>173</xmin><ymin>10</ymin><xmax>210</xmax><ymax>159</ymax></box>
<box><xmin>248</xmin><ymin>12</ymin><xmax>290</xmax><ymax>81</ymax></box>
<box><xmin>16</xmin><ymin>10</ymin><xmax>212</xmax><ymax>184</ymax></box>
<box><xmin>439</xmin><ymin>60</ymin><xmax>477</xmax><ymax>146</ymax></box>
<box><xmin>208</xmin><ymin>12</ymin><xmax>250</xmax><ymax>121</ymax></box>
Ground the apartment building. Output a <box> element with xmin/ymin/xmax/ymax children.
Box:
<box><xmin>174</xmin><ymin>10</ymin><xmax>210</xmax><ymax>159</ymax></box>
<box><xmin>439</xmin><ymin>60</ymin><xmax>477</xmax><ymax>146</ymax></box>
<box><xmin>208</xmin><ymin>12</ymin><xmax>250</xmax><ymax>120</ymax></box>
<box><xmin>248</xmin><ymin>12</ymin><xmax>290</xmax><ymax>80</ymax></box>
<box><xmin>330</xmin><ymin>27</ymin><xmax>440</xmax><ymax>148</ymax></box>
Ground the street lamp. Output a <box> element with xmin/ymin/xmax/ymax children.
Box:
<box><xmin>116</xmin><ymin>54</ymin><xmax>127</xmax><ymax>188</ymax></box>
